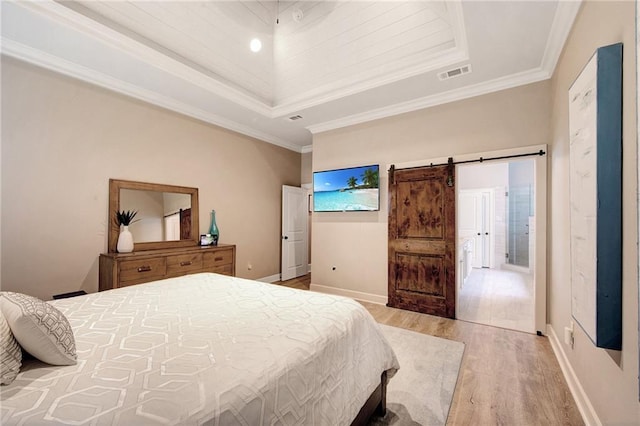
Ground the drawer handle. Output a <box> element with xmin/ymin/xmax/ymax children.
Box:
<box><xmin>180</xmin><ymin>261</ymin><xmax>192</xmax><ymax>266</ymax></box>
<box><xmin>137</xmin><ymin>266</ymin><xmax>152</xmax><ymax>273</ymax></box>
<box><xmin>214</xmin><ymin>257</ymin><xmax>223</xmax><ymax>261</ymax></box>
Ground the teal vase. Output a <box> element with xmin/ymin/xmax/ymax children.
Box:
<box><xmin>209</xmin><ymin>210</ymin><xmax>220</xmax><ymax>245</ymax></box>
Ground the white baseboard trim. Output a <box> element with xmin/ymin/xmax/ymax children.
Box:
<box><xmin>257</xmin><ymin>274</ymin><xmax>281</xmax><ymax>283</ymax></box>
<box><xmin>546</xmin><ymin>324</ymin><xmax>601</xmax><ymax>426</ymax></box>
<box><xmin>309</xmin><ymin>284</ymin><xmax>387</xmax><ymax>305</ymax></box>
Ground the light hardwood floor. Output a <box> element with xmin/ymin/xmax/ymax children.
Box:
<box><xmin>275</xmin><ymin>274</ymin><xmax>583</xmax><ymax>426</ymax></box>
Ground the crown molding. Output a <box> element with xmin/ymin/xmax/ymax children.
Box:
<box><xmin>540</xmin><ymin>0</ymin><xmax>582</xmax><ymax>75</ymax></box>
<box><xmin>14</xmin><ymin>0</ymin><xmax>273</xmax><ymax>117</ymax></box>
<box><xmin>271</xmin><ymin>0</ymin><xmax>469</xmax><ymax>117</ymax></box>
<box><xmin>271</xmin><ymin>48</ymin><xmax>468</xmax><ymax>118</ymax></box>
<box><xmin>306</xmin><ymin>67</ymin><xmax>550</xmax><ymax>134</ymax></box>
<box><xmin>1</xmin><ymin>39</ymin><xmax>302</xmax><ymax>153</ymax></box>
<box><xmin>301</xmin><ymin>145</ymin><xmax>313</xmax><ymax>154</ymax></box>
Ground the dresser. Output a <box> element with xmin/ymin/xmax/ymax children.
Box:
<box><xmin>99</xmin><ymin>244</ymin><xmax>236</xmax><ymax>291</ymax></box>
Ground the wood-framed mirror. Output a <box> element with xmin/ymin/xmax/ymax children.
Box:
<box><xmin>108</xmin><ymin>179</ymin><xmax>199</xmax><ymax>252</ymax></box>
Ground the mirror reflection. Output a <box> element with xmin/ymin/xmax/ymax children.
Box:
<box><xmin>120</xmin><ymin>189</ymin><xmax>192</xmax><ymax>243</ymax></box>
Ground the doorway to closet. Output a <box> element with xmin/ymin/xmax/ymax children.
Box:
<box><xmin>457</xmin><ymin>159</ymin><xmax>536</xmax><ymax>333</ymax></box>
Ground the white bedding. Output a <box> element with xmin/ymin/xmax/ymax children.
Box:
<box><xmin>1</xmin><ymin>273</ymin><xmax>398</xmax><ymax>425</ymax></box>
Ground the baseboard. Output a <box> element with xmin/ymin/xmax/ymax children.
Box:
<box><xmin>546</xmin><ymin>324</ymin><xmax>602</xmax><ymax>426</ymax></box>
<box><xmin>257</xmin><ymin>274</ymin><xmax>281</xmax><ymax>283</ymax></box>
<box><xmin>310</xmin><ymin>283</ymin><xmax>387</xmax><ymax>305</ymax></box>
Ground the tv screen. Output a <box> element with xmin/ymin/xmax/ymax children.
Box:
<box><xmin>313</xmin><ymin>165</ymin><xmax>380</xmax><ymax>212</ymax></box>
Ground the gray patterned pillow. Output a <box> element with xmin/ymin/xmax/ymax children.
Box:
<box><xmin>0</xmin><ymin>310</ymin><xmax>22</xmax><ymax>385</ymax></box>
<box><xmin>0</xmin><ymin>292</ymin><xmax>76</xmax><ymax>366</ymax></box>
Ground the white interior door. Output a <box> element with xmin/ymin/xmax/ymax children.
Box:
<box><xmin>164</xmin><ymin>213</ymin><xmax>180</xmax><ymax>241</ymax></box>
<box><xmin>480</xmin><ymin>191</ymin><xmax>494</xmax><ymax>268</ymax></box>
<box><xmin>459</xmin><ymin>190</ymin><xmax>483</xmax><ymax>268</ymax></box>
<box><xmin>281</xmin><ymin>185</ymin><xmax>308</xmax><ymax>281</ymax></box>
<box><xmin>459</xmin><ymin>189</ymin><xmax>494</xmax><ymax>269</ymax></box>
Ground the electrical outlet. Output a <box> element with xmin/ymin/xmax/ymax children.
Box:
<box><xmin>564</xmin><ymin>322</ymin><xmax>575</xmax><ymax>349</ymax></box>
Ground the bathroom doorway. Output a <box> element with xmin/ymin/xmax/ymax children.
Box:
<box><xmin>457</xmin><ymin>159</ymin><xmax>536</xmax><ymax>333</ymax></box>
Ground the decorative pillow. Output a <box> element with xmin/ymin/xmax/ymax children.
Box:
<box><xmin>0</xmin><ymin>292</ymin><xmax>76</xmax><ymax>366</ymax></box>
<box><xmin>0</xmin><ymin>310</ymin><xmax>22</xmax><ymax>385</ymax></box>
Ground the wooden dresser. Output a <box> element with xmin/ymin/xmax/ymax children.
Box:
<box><xmin>99</xmin><ymin>244</ymin><xmax>236</xmax><ymax>291</ymax></box>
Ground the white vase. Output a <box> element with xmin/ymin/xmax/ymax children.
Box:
<box><xmin>117</xmin><ymin>226</ymin><xmax>134</xmax><ymax>253</ymax></box>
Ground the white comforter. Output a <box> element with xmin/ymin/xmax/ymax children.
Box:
<box><xmin>1</xmin><ymin>273</ymin><xmax>398</xmax><ymax>425</ymax></box>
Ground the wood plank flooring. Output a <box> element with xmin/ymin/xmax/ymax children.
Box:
<box><xmin>275</xmin><ymin>274</ymin><xmax>583</xmax><ymax>426</ymax></box>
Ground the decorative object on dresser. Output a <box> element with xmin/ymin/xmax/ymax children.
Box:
<box><xmin>208</xmin><ymin>209</ymin><xmax>220</xmax><ymax>245</ymax></box>
<box><xmin>100</xmin><ymin>179</ymin><xmax>236</xmax><ymax>291</ymax></box>
<box><xmin>115</xmin><ymin>209</ymin><xmax>137</xmax><ymax>253</ymax></box>
<box><xmin>99</xmin><ymin>244</ymin><xmax>236</xmax><ymax>291</ymax></box>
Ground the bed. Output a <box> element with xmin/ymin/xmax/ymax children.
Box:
<box><xmin>0</xmin><ymin>273</ymin><xmax>399</xmax><ymax>425</ymax></box>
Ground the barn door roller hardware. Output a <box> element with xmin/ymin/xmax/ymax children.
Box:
<box><xmin>394</xmin><ymin>149</ymin><xmax>546</xmax><ymax>172</ymax></box>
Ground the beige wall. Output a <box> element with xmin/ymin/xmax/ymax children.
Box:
<box><xmin>1</xmin><ymin>57</ymin><xmax>301</xmax><ymax>300</ymax></box>
<box><xmin>301</xmin><ymin>152</ymin><xmax>313</xmax><ymax>185</ymax></box>
<box><xmin>311</xmin><ymin>80</ymin><xmax>551</xmax><ymax>301</ymax></box>
<box><xmin>549</xmin><ymin>1</ymin><xmax>639</xmax><ymax>423</ymax></box>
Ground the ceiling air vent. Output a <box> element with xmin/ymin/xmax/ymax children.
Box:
<box><xmin>438</xmin><ymin>64</ymin><xmax>472</xmax><ymax>81</ymax></box>
<box><xmin>288</xmin><ymin>115</ymin><xmax>303</xmax><ymax>121</ymax></box>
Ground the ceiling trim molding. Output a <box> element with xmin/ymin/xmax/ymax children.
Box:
<box><xmin>271</xmin><ymin>1</ymin><xmax>469</xmax><ymax>117</ymax></box>
<box><xmin>2</xmin><ymin>38</ymin><xmax>302</xmax><ymax>153</ymax></box>
<box><xmin>300</xmin><ymin>145</ymin><xmax>313</xmax><ymax>154</ymax></box>
<box><xmin>271</xmin><ymin>48</ymin><xmax>468</xmax><ymax>118</ymax></box>
<box><xmin>306</xmin><ymin>68</ymin><xmax>550</xmax><ymax>134</ymax></box>
<box><xmin>16</xmin><ymin>0</ymin><xmax>273</xmax><ymax>117</ymax></box>
<box><xmin>540</xmin><ymin>0</ymin><xmax>582</xmax><ymax>75</ymax></box>
<box><xmin>449</xmin><ymin>0</ymin><xmax>469</xmax><ymax>65</ymax></box>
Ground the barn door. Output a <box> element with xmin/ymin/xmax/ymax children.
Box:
<box><xmin>388</xmin><ymin>164</ymin><xmax>456</xmax><ymax>318</ymax></box>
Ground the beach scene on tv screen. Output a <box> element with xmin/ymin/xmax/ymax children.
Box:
<box><xmin>314</xmin><ymin>165</ymin><xmax>379</xmax><ymax>211</ymax></box>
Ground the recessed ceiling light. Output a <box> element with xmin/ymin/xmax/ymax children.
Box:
<box><xmin>250</xmin><ymin>38</ymin><xmax>262</xmax><ymax>53</ymax></box>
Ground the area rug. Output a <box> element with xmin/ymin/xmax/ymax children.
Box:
<box><xmin>369</xmin><ymin>324</ymin><xmax>465</xmax><ymax>426</ymax></box>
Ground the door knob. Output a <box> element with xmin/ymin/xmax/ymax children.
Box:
<box><xmin>283</xmin><ymin>236</ymin><xmax>289</xmax><ymax>240</ymax></box>
<box><xmin>485</xmin><ymin>232</ymin><xmax>489</xmax><ymax>235</ymax></box>
<box><xmin>477</xmin><ymin>232</ymin><xmax>481</xmax><ymax>236</ymax></box>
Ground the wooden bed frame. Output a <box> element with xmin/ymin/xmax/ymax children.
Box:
<box><xmin>351</xmin><ymin>371</ymin><xmax>388</xmax><ymax>425</ymax></box>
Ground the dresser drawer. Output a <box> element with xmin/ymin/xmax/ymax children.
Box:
<box><xmin>119</xmin><ymin>257</ymin><xmax>166</xmax><ymax>285</ymax></box>
<box><xmin>99</xmin><ymin>245</ymin><xmax>236</xmax><ymax>291</ymax></box>
<box><xmin>212</xmin><ymin>264</ymin><xmax>233</xmax><ymax>276</ymax></box>
<box><xmin>167</xmin><ymin>253</ymin><xmax>203</xmax><ymax>277</ymax></box>
<box><xmin>203</xmin><ymin>249</ymin><xmax>234</xmax><ymax>268</ymax></box>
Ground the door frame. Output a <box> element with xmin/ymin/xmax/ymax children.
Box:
<box><xmin>389</xmin><ymin>144</ymin><xmax>547</xmax><ymax>334</ymax></box>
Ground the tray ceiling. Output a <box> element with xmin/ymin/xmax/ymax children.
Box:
<box><xmin>1</xmin><ymin>1</ymin><xmax>581</xmax><ymax>151</ymax></box>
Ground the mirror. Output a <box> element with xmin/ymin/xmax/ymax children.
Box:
<box><xmin>108</xmin><ymin>179</ymin><xmax>199</xmax><ymax>252</ymax></box>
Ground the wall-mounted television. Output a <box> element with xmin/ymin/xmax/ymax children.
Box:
<box><xmin>313</xmin><ymin>164</ymin><xmax>380</xmax><ymax>212</ymax></box>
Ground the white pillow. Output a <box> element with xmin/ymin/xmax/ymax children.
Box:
<box><xmin>0</xmin><ymin>309</ymin><xmax>22</xmax><ymax>385</ymax></box>
<box><xmin>0</xmin><ymin>292</ymin><xmax>76</xmax><ymax>366</ymax></box>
